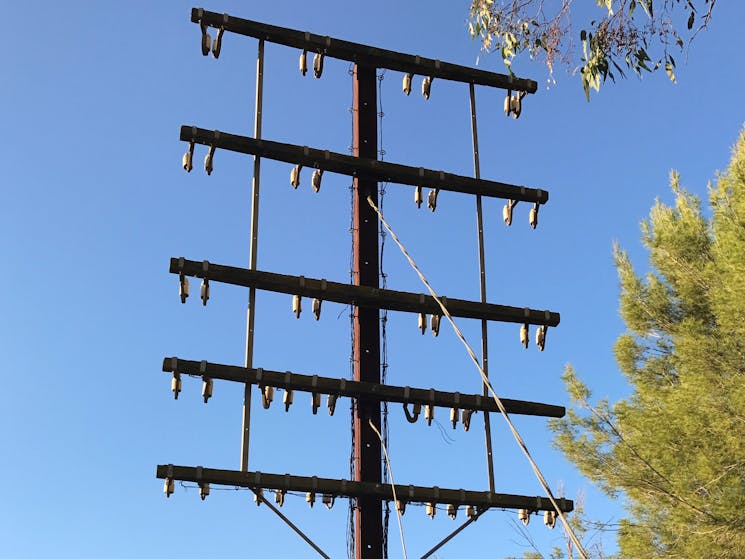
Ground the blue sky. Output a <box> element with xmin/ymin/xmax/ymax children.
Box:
<box><xmin>2</xmin><ymin>1</ymin><xmax>743</xmax><ymax>558</ymax></box>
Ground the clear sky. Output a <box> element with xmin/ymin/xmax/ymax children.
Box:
<box><xmin>2</xmin><ymin>1</ymin><xmax>743</xmax><ymax>558</ymax></box>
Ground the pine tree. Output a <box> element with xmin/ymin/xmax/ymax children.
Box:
<box><xmin>550</xmin><ymin>128</ymin><xmax>745</xmax><ymax>558</ymax></box>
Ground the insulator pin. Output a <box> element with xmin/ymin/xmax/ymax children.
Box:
<box><xmin>461</xmin><ymin>409</ymin><xmax>473</xmax><ymax>432</ymax></box>
<box><xmin>204</xmin><ymin>145</ymin><xmax>215</xmax><ymax>175</ymax></box>
<box><xmin>200</xmin><ymin>23</ymin><xmax>211</xmax><ymax>56</ymax></box>
<box><xmin>503</xmin><ymin>200</ymin><xmax>514</xmax><ymax>226</ymax></box>
<box><xmin>504</xmin><ymin>90</ymin><xmax>525</xmax><ymax>118</ymax></box>
<box><xmin>179</xmin><ymin>275</ymin><xmax>189</xmax><ymax>304</ymax></box>
<box><xmin>418</xmin><ymin>312</ymin><xmax>427</xmax><ymax>334</ymax></box>
<box><xmin>182</xmin><ymin>142</ymin><xmax>194</xmax><ymax>172</ymax></box>
<box><xmin>171</xmin><ymin>373</ymin><xmax>182</xmax><ymax>400</ymax></box>
<box><xmin>421</xmin><ymin>76</ymin><xmax>432</xmax><ymax>99</ymax></box>
<box><xmin>518</xmin><ymin>508</ymin><xmax>530</xmax><ymax>525</ymax></box>
<box><xmin>202</xmin><ymin>378</ymin><xmax>213</xmax><ymax>403</ymax></box>
<box><xmin>427</xmin><ymin>189</ymin><xmax>439</xmax><ymax>212</ymax></box>
<box><xmin>529</xmin><ymin>203</ymin><xmax>539</xmax><ymax>229</ymax></box>
<box><xmin>536</xmin><ymin>325</ymin><xmax>547</xmax><ymax>351</ymax></box>
<box><xmin>425</xmin><ymin>403</ymin><xmax>434</xmax><ymax>426</ymax></box>
<box><xmin>402</xmin><ymin>73</ymin><xmax>412</xmax><ymax>95</ymax></box>
<box><xmin>520</xmin><ymin>323</ymin><xmax>529</xmax><ymax>349</ymax></box>
<box><xmin>313</xmin><ymin>52</ymin><xmax>324</xmax><ymax>78</ymax></box>
<box><xmin>450</xmin><ymin>407</ymin><xmax>459</xmax><ymax>429</ymax></box>
<box><xmin>200</xmin><ymin>279</ymin><xmax>210</xmax><ymax>306</ymax></box>
<box><xmin>163</xmin><ymin>477</ymin><xmax>175</xmax><ymax>498</ymax></box>
<box><xmin>311</xmin><ymin>392</ymin><xmax>321</xmax><ymax>415</ymax></box>
<box><xmin>327</xmin><ymin>393</ymin><xmax>338</xmax><ymax>416</ymax></box>
<box><xmin>261</xmin><ymin>385</ymin><xmax>274</xmax><ymax>409</ymax></box>
<box><xmin>299</xmin><ymin>49</ymin><xmax>308</xmax><ymax>75</ymax></box>
<box><xmin>312</xmin><ymin>298</ymin><xmax>322</xmax><ymax>320</ymax></box>
<box><xmin>211</xmin><ymin>27</ymin><xmax>224</xmax><ymax>59</ymax></box>
<box><xmin>283</xmin><ymin>389</ymin><xmax>294</xmax><ymax>411</ymax></box>
<box><xmin>290</xmin><ymin>165</ymin><xmax>302</xmax><ymax>188</ymax></box>
<box><xmin>311</xmin><ymin>169</ymin><xmax>323</xmax><ymax>193</ymax></box>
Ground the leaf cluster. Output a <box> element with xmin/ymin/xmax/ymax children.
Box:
<box><xmin>468</xmin><ymin>0</ymin><xmax>717</xmax><ymax>98</ymax></box>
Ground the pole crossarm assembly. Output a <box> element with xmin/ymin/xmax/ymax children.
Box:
<box><xmin>191</xmin><ymin>8</ymin><xmax>537</xmax><ymax>93</ymax></box>
<box><xmin>159</xmin><ymin>7</ymin><xmax>578</xmax><ymax>559</ymax></box>
<box><xmin>156</xmin><ymin>465</ymin><xmax>574</xmax><ymax>512</ymax></box>
<box><xmin>171</xmin><ymin>257</ymin><xmax>561</xmax><ymax>327</ymax></box>
<box><xmin>180</xmin><ymin>126</ymin><xmax>550</xmax><ymax>205</ymax></box>
<box><xmin>163</xmin><ymin>357</ymin><xmax>566</xmax><ymax>418</ymax></box>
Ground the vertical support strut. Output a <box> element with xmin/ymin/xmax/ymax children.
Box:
<box><xmin>353</xmin><ymin>63</ymin><xmax>382</xmax><ymax>559</ymax></box>
<box><xmin>469</xmin><ymin>83</ymin><xmax>496</xmax><ymax>493</ymax></box>
<box><xmin>241</xmin><ymin>39</ymin><xmax>265</xmax><ymax>472</ymax></box>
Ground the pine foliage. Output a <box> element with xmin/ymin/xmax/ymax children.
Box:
<box><xmin>550</xmin><ymin>128</ymin><xmax>745</xmax><ymax>558</ymax></box>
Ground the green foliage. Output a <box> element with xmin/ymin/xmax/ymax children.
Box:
<box><xmin>550</xmin><ymin>128</ymin><xmax>745</xmax><ymax>557</ymax></box>
<box><xmin>468</xmin><ymin>1</ymin><xmax>716</xmax><ymax>98</ymax></box>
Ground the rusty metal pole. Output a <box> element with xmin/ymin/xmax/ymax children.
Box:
<box><xmin>469</xmin><ymin>83</ymin><xmax>496</xmax><ymax>494</ymax></box>
<box><xmin>353</xmin><ymin>63</ymin><xmax>382</xmax><ymax>559</ymax></box>
<box><xmin>241</xmin><ymin>38</ymin><xmax>265</xmax><ymax>472</ymax></box>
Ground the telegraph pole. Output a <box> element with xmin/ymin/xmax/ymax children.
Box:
<box><xmin>160</xmin><ymin>9</ymin><xmax>573</xmax><ymax>559</ymax></box>
<box><xmin>352</xmin><ymin>63</ymin><xmax>382</xmax><ymax>559</ymax></box>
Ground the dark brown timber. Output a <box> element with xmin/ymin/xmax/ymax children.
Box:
<box><xmin>179</xmin><ymin>126</ymin><xmax>549</xmax><ymax>205</ymax></box>
<box><xmin>156</xmin><ymin>465</ymin><xmax>574</xmax><ymax>512</ymax></box>
<box><xmin>170</xmin><ymin>258</ymin><xmax>561</xmax><ymax>327</ymax></box>
<box><xmin>352</xmin><ymin>63</ymin><xmax>382</xmax><ymax>559</ymax></box>
<box><xmin>191</xmin><ymin>8</ymin><xmax>537</xmax><ymax>93</ymax></box>
<box><xmin>162</xmin><ymin>357</ymin><xmax>566</xmax><ymax>418</ymax></box>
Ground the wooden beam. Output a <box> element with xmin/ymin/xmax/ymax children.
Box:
<box><xmin>163</xmin><ymin>357</ymin><xmax>566</xmax><ymax>418</ymax></box>
<box><xmin>191</xmin><ymin>8</ymin><xmax>537</xmax><ymax>93</ymax></box>
<box><xmin>171</xmin><ymin>258</ymin><xmax>561</xmax><ymax>327</ymax></box>
<box><xmin>180</xmin><ymin>126</ymin><xmax>549</xmax><ymax>205</ymax></box>
<box><xmin>156</xmin><ymin>465</ymin><xmax>573</xmax><ymax>512</ymax></box>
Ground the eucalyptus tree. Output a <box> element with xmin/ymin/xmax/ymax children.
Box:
<box><xmin>468</xmin><ymin>0</ymin><xmax>717</xmax><ymax>98</ymax></box>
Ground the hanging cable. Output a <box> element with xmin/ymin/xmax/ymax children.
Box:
<box><xmin>376</xmin><ymin>68</ymin><xmax>391</xmax><ymax>559</ymax></box>
<box><xmin>369</xmin><ymin>419</ymin><xmax>408</xmax><ymax>559</ymax></box>
<box><xmin>365</xmin><ymin>195</ymin><xmax>589</xmax><ymax>559</ymax></box>
<box><xmin>346</xmin><ymin>62</ymin><xmax>357</xmax><ymax>559</ymax></box>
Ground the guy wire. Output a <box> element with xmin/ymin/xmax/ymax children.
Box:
<box><xmin>365</xmin><ymin>195</ymin><xmax>590</xmax><ymax>559</ymax></box>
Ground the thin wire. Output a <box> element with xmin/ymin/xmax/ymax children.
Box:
<box><xmin>347</xmin><ymin>62</ymin><xmax>357</xmax><ymax>559</ymax></box>
<box><xmin>365</xmin><ymin>195</ymin><xmax>590</xmax><ymax>559</ymax></box>
<box><xmin>369</xmin><ymin>419</ymin><xmax>408</xmax><ymax>559</ymax></box>
<box><xmin>377</xmin><ymin>68</ymin><xmax>391</xmax><ymax>559</ymax></box>
<box><xmin>348</xmin><ymin>177</ymin><xmax>356</xmax><ymax>559</ymax></box>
